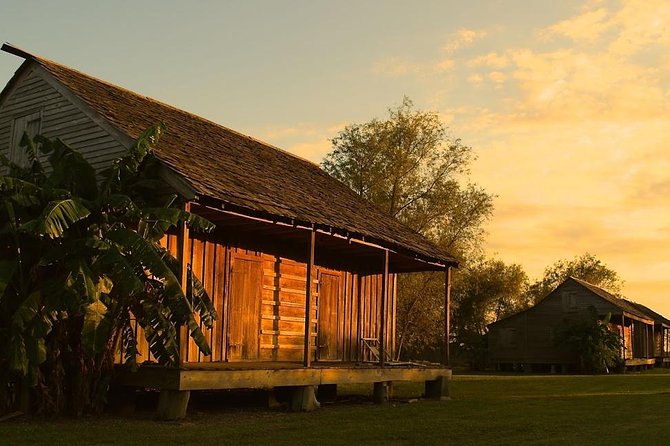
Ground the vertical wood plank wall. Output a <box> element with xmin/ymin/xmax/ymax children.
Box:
<box><xmin>119</xmin><ymin>233</ymin><xmax>397</xmax><ymax>365</ymax></box>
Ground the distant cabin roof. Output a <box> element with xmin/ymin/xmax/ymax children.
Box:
<box><xmin>488</xmin><ymin>276</ymin><xmax>666</xmax><ymax>327</ymax></box>
<box><xmin>1</xmin><ymin>44</ymin><xmax>458</xmax><ymax>268</ymax></box>
<box><xmin>617</xmin><ymin>299</ymin><xmax>670</xmax><ymax>327</ymax></box>
<box><xmin>567</xmin><ymin>277</ymin><xmax>651</xmax><ymax>321</ymax></box>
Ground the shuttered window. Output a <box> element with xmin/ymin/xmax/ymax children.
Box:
<box><xmin>561</xmin><ymin>291</ymin><xmax>578</xmax><ymax>312</ymax></box>
<box><xmin>9</xmin><ymin>111</ymin><xmax>42</xmax><ymax>167</ymax></box>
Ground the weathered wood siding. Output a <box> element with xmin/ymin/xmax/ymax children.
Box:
<box><xmin>121</xmin><ymin>233</ymin><xmax>397</xmax><ymax>365</ymax></box>
<box><xmin>0</xmin><ymin>64</ymin><xmax>127</xmax><ymax>172</ymax></box>
<box><xmin>488</xmin><ymin>280</ymin><xmax>623</xmax><ymax>365</ymax></box>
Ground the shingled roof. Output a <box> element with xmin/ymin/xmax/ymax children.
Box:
<box><xmin>488</xmin><ymin>276</ymin><xmax>660</xmax><ymax>327</ymax></box>
<box><xmin>626</xmin><ymin>301</ymin><xmax>670</xmax><ymax>327</ymax></box>
<box><xmin>1</xmin><ymin>44</ymin><xmax>457</xmax><ymax>267</ymax></box>
<box><xmin>569</xmin><ymin>277</ymin><xmax>652</xmax><ymax>321</ymax></box>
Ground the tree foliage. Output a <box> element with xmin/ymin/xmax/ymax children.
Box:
<box><xmin>527</xmin><ymin>253</ymin><xmax>623</xmax><ymax>303</ymax></box>
<box><xmin>453</xmin><ymin>258</ymin><xmax>530</xmax><ymax>338</ymax></box>
<box><xmin>0</xmin><ymin>126</ymin><xmax>216</xmax><ymax>416</ymax></box>
<box><xmin>554</xmin><ymin>306</ymin><xmax>623</xmax><ymax>374</ymax></box>
<box><xmin>323</xmin><ymin>97</ymin><xmax>493</xmax><ymax>255</ymax></box>
<box><xmin>322</xmin><ymin>98</ymin><xmax>494</xmax><ymax>361</ymax></box>
<box><xmin>451</xmin><ymin>258</ymin><xmax>529</xmax><ymax>367</ymax></box>
<box><xmin>394</xmin><ymin>273</ymin><xmax>444</xmax><ymax>360</ymax></box>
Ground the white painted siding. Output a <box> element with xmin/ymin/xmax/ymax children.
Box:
<box><xmin>0</xmin><ymin>66</ymin><xmax>127</xmax><ymax>173</ymax></box>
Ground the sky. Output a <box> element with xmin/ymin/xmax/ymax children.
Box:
<box><xmin>1</xmin><ymin>0</ymin><xmax>669</xmax><ymax>314</ymax></box>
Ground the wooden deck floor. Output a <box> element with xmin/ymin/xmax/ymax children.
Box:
<box><xmin>625</xmin><ymin>358</ymin><xmax>656</xmax><ymax>367</ymax></box>
<box><xmin>115</xmin><ymin>361</ymin><xmax>451</xmax><ymax>391</ymax></box>
<box><xmin>179</xmin><ymin>360</ymin><xmax>430</xmax><ymax>370</ymax></box>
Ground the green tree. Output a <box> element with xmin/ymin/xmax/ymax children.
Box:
<box><xmin>322</xmin><ymin>98</ymin><xmax>494</xmax><ymax>360</ymax></box>
<box><xmin>0</xmin><ymin>125</ymin><xmax>216</xmax><ymax>416</ymax></box>
<box><xmin>527</xmin><ymin>253</ymin><xmax>623</xmax><ymax>303</ymax></box>
<box><xmin>554</xmin><ymin>306</ymin><xmax>623</xmax><ymax>374</ymax></box>
<box><xmin>323</xmin><ymin>97</ymin><xmax>493</xmax><ymax>254</ymax></box>
<box><xmin>451</xmin><ymin>258</ymin><xmax>529</xmax><ymax>367</ymax></box>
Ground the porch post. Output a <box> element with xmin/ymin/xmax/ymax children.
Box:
<box><xmin>621</xmin><ymin>314</ymin><xmax>626</xmax><ymax>361</ymax></box>
<box><xmin>379</xmin><ymin>249</ymin><xmax>389</xmax><ymax>367</ymax></box>
<box><xmin>444</xmin><ymin>266</ymin><xmax>452</xmax><ymax>366</ymax></box>
<box><xmin>303</xmin><ymin>229</ymin><xmax>316</xmax><ymax>367</ymax></box>
<box><xmin>356</xmin><ymin>274</ymin><xmax>362</xmax><ymax>362</ymax></box>
<box><xmin>631</xmin><ymin>320</ymin><xmax>635</xmax><ymax>358</ymax></box>
<box><xmin>177</xmin><ymin>201</ymin><xmax>192</xmax><ymax>366</ymax></box>
<box><xmin>644</xmin><ymin>324</ymin><xmax>648</xmax><ymax>358</ymax></box>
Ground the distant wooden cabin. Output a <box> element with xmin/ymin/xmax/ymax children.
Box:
<box><xmin>0</xmin><ymin>44</ymin><xmax>457</xmax><ymax>417</ymax></box>
<box><xmin>488</xmin><ymin>277</ymin><xmax>670</xmax><ymax>372</ymax></box>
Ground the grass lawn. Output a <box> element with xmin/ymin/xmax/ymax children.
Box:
<box><xmin>2</xmin><ymin>371</ymin><xmax>670</xmax><ymax>445</ymax></box>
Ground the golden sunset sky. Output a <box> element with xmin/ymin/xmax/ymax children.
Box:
<box><xmin>1</xmin><ymin>0</ymin><xmax>668</xmax><ymax>313</ymax></box>
<box><xmin>261</xmin><ymin>0</ymin><xmax>670</xmax><ymax>313</ymax></box>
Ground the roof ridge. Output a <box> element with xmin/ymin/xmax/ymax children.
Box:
<box><xmin>1</xmin><ymin>42</ymin><xmax>322</xmax><ymax>169</ymax></box>
<box><xmin>569</xmin><ymin>276</ymin><xmax>615</xmax><ymax>295</ymax></box>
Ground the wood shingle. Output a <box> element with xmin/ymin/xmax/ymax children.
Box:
<box><xmin>1</xmin><ymin>44</ymin><xmax>457</xmax><ymax>268</ymax></box>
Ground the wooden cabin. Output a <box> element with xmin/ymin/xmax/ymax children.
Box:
<box><xmin>488</xmin><ymin>277</ymin><xmax>661</xmax><ymax>372</ymax></box>
<box><xmin>0</xmin><ymin>44</ymin><xmax>457</xmax><ymax>417</ymax></box>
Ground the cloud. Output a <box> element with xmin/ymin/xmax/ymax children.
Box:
<box><xmin>632</xmin><ymin>179</ymin><xmax>670</xmax><ymax>203</ymax></box>
<box><xmin>488</xmin><ymin>71</ymin><xmax>506</xmax><ymax>84</ymax></box>
<box><xmin>366</xmin><ymin>1</ymin><xmax>670</xmax><ymax>310</ymax></box>
<box><xmin>541</xmin><ymin>7</ymin><xmax>612</xmax><ymax>43</ymax></box>
<box><xmin>467</xmin><ymin>52</ymin><xmax>510</xmax><ymax>69</ymax></box>
<box><xmin>606</xmin><ymin>0</ymin><xmax>670</xmax><ymax>56</ymax></box>
<box><xmin>260</xmin><ymin>122</ymin><xmax>345</xmax><ymax>163</ymax></box>
<box><xmin>288</xmin><ymin>140</ymin><xmax>333</xmax><ymax>163</ymax></box>
<box><xmin>482</xmin><ymin>197</ymin><xmax>670</xmax><ymax>286</ymax></box>
<box><xmin>540</xmin><ymin>0</ymin><xmax>670</xmax><ymax>56</ymax></box>
<box><xmin>467</xmin><ymin>73</ymin><xmax>484</xmax><ymax>85</ymax></box>
<box><xmin>503</xmin><ymin>48</ymin><xmax>669</xmax><ymax>122</ymax></box>
<box><xmin>372</xmin><ymin>27</ymin><xmax>487</xmax><ymax>78</ymax></box>
<box><xmin>443</xmin><ymin>28</ymin><xmax>488</xmax><ymax>54</ymax></box>
<box><xmin>434</xmin><ymin>58</ymin><xmax>455</xmax><ymax>72</ymax></box>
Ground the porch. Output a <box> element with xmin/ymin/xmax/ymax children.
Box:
<box><xmin>624</xmin><ymin>358</ymin><xmax>656</xmax><ymax>370</ymax></box>
<box><xmin>115</xmin><ymin>361</ymin><xmax>451</xmax><ymax>391</ymax></box>
<box><xmin>113</xmin><ymin>200</ymin><xmax>456</xmax><ymax>418</ymax></box>
<box><xmin>616</xmin><ymin>313</ymin><xmax>657</xmax><ymax>370</ymax></box>
<box><xmin>114</xmin><ymin>361</ymin><xmax>451</xmax><ymax>418</ymax></box>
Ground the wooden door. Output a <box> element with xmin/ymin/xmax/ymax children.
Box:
<box><xmin>227</xmin><ymin>256</ymin><xmax>262</xmax><ymax>361</ymax></box>
<box><xmin>318</xmin><ymin>273</ymin><xmax>341</xmax><ymax>360</ymax></box>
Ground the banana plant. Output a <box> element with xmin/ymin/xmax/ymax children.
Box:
<box><xmin>0</xmin><ymin>124</ymin><xmax>217</xmax><ymax>415</ymax></box>
<box><xmin>553</xmin><ymin>306</ymin><xmax>623</xmax><ymax>374</ymax></box>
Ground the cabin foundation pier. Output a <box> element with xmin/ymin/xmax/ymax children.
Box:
<box><xmin>157</xmin><ymin>390</ymin><xmax>190</xmax><ymax>420</ymax></box>
<box><xmin>267</xmin><ymin>388</ymin><xmax>283</xmax><ymax>409</ymax></box>
<box><xmin>373</xmin><ymin>381</ymin><xmax>391</xmax><ymax>404</ymax></box>
<box><xmin>425</xmin><ymin>376</ymin><xmax>450</xmax><ymax>401</ymax></box>
<box><xmin>288</xmin><ymin>385</ymin><xmax>320</xmax><ymax>412</ymax></box>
